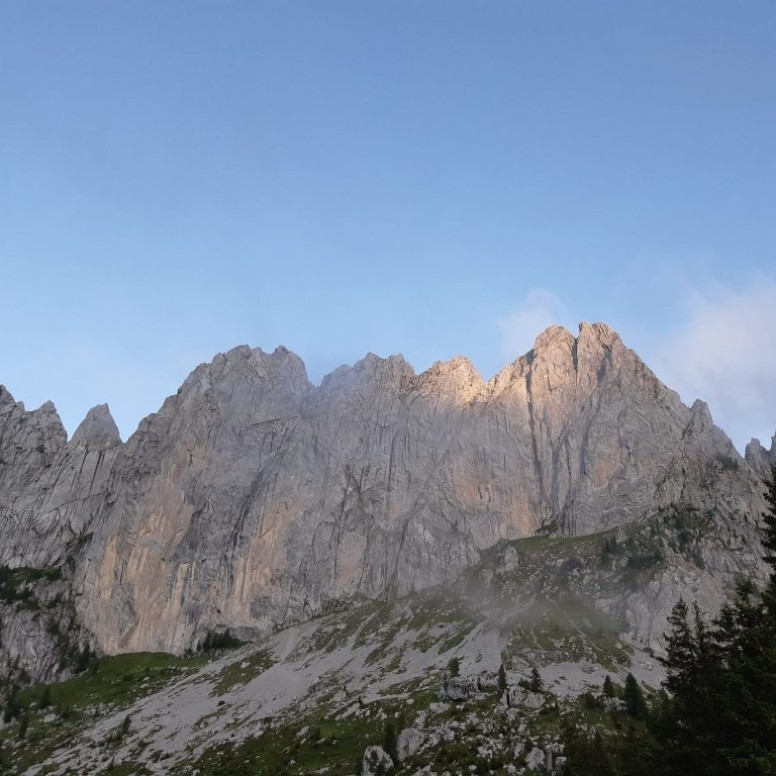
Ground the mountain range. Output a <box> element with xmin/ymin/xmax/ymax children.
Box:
<box><xmin>1</xmin><ymin>322</ymin><xmax>773</xmax><ymax>693</ymax></box>
<box><xmin>2</xmin><ymin>322</ymin><xmax>776</xmax><ymax>775</ymax></box>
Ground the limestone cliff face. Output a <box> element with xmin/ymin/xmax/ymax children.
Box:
<box><xmin>0</xmin><ymin>394</ymin><xmax>119</xmax><ymax>681</ymax></box>
<box><xmin>745</xmin><ymin>434</ymin><xmax>776</xmax><ymax>479</ymax></box>
<box><xmin>0</xmin><ymin>390</ymin><xmax>121</xmax><ymax>568</ymax></box>
<box><xmin>0</xmin><ymin>324</ymin><xmax>770</xmax><ymax>660</ymax></box>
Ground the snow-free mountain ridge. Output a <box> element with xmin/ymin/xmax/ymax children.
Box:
<box><xmin>0</xmin><ymin>323</ymin><xmax>772</xmax><ymax>684</ymax></box>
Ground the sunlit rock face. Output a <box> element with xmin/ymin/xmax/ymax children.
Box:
<box><xmin>0</xmin><ymin>324</ymin><xmax>768</xmax><ymax>656</ymax></box>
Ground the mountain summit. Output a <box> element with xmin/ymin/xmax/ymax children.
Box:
<box><xmin>0</xmin><ymin>323</ymin><xmax>772</xmax><ymax>679</ymax></box>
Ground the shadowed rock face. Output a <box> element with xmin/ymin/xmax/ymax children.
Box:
<box><xmin>0</xmin><ymin>324</ymin><xmax>771</xmax><ymax>656</ymax></box>
<box><xmin>746</xmin><ymin>434</ymin><xmax>776</xmax><ymax>478</ymax></box>
<box><xmin>0</xmin><ymin>390</ymin><xmax>121</xmax><ymax>568</ymax></box>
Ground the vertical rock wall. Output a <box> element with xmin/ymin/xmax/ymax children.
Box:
<box><xmin>0</xmin><ymin>324</ymin><xmax>770</xmax><ymax>660</ymax></box>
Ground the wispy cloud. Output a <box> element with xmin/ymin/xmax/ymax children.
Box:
<box><xmin>652</xmin><ymin>280</ymin><xmax>776</xmax><ymax>451</ymax></box>
<box><xmin>498</xmin><ymin>290</ymin><xmax>570</xmax><ymax>361</ymax></box>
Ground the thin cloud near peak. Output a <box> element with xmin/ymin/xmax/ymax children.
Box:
<box><xmin>652</xmin><ymin>279</ymin><xmax>776</xmax><ymax>451</ymax></box>
<box><xmin>498</xmin><ymin>290</ymin><xmax>570</xmax><ymax>362</ymax></box>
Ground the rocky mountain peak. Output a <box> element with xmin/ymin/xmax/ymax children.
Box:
<box><xmin>319</xmin><ymin>353</ymin><xmax>415</xmax><ymax>397</ymax></box>
<box><xmin>0</xmin><ymin>385</ymin><xmax>22</xmax><ymax>420</ymax></box>
<box><xmin>34</xmin><ymin>400</ymin><xmax>67</xmax><ymax>434</ymax></box>
<box><xmin>414</xmin><ymin>356</ymin><xmax>485</xmax><ymax>403</ymax></box>
<box><xmin>487</xmin><ymin>322</ymin><xmax>626</xmax><ymax>401</ymax></box>
<box><xmin>576</xmin><ymin>320</ymin><xmax>620</xmax><ymax>345</ymax></box>
<box><xmin>354</xmin><ymin>352</ymin><xmax>414</xmax><ymax>379</ymax></box>
<box><xmin>745</xmin><ymin>432</ymin><xmax>776</xmax><ymax>477</ymax></box>
<box><xmin>531</xmin><ymin>324</ymin><xmax>576</xmax><ymax>359</ymax></box>
<box><xmin>179</xmin><ymin>344</ymin><xmax>312</xmax><ymax>403</ymax></box>
<box><xmin>70</xmin><ymin>404</ymin><xmax>122</xmax><ymax>449</ymax></box>
<box><xmin>0</xmin><ymin>389</ymin><xmax>67</xmax><ymax>456</ymax></box>
<box><xmin>690</xmin><ymin>398</ymin><xmax>713</xmax><ymax>423</ymax></box>
<box><xmin>574</xmin><ymin>321</ymin><xmax>623</xmax><ymax>369</ymax></box>
<box><xmin>487</xmin><ymin>322</ymin><xmax>625</xmax><ymax>399</ymax></box>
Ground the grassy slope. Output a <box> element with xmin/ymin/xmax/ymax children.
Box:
<box><xmin>1</xmin><ymin>514</ymin><xmax>713</xmax><ymax>775</ymax></box>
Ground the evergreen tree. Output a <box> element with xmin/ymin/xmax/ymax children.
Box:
<box><xmin>603</xmin><ymin>674</ymin><xmax>615</xmax><ymax>698</ymax></box>
<box><xmin>561</xmin><ymin>728</ymin><xmax>616</xmax><ymax>776</ymax></box>
<box><xmin>655</xmin><ymin>464</ymin><xmax>776</xmax><ymax>775</ymax></box>
<box><xmin>447</xmin><ymin>656</ymin><xmax>460</xmax><ymax>678</ymax></box>
<box><xmin>658</xmin><ymin>598</ymin><xmax>725</xmax><ymax>775</ymax></box>
<box><xmin>562</xmin><ymin>466</ymin><xmax>776</xmax><ymax>775</ymax></box>
<box><xmin>761</xmin><ymin>462</ymin><xmax>776</xmax><ymax>574</ymax></box>
<box><xmin>699</xmin><ymin>463</ymin><xmax>776</xmax><ymax>773</ymax></box>
<box><xmin>498</xmin><ymin>664</ymin><xmax>508</xmax><ymax>694</ymax></box>
<box><xmin>383</xmin><ymin>720</ymin><xmax>398</xmax><ymax>762</ymax></box>
<box><xmin>2</xmin><ymin>688</ymin><xmax>20</xmax><ymax>724</ymax></box>
<box><xmin>618</xmin><ymin>721</ymin><xmax>662</xmax><ymax>776</ymax></box>
<box><xmin>529</xmin><ymin>667</ymin><xmax>543</xmax><ymax>692</ymax></box>
<box><xmin>623</xmin><ymin>673</ymin><xmax>648</xmax><ymax>719</ymax></box>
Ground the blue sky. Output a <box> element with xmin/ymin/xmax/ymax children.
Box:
<box><xmin>1</xmin><ymin>2</ymin><xmax>775</xmax><ymax>450</ymax></box>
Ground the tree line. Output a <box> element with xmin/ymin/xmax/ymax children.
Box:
<box><xmin>562</xmin><ymin>463</ymin><xmax>776</xmax><ymax>775</ymax></box>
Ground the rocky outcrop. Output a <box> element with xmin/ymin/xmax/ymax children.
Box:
<box><xmin>0</xmin><ymin>391</ymin><xmax>121</xmax><ymax>569</ymax></box>
<box><xmin>439</xmin><ymin>676</ymin><xmax>477</xmax><ymax>702</ymax></box>
<box><xmin>396</xmin><ymin>727</ymin><xmax>425</xmax><ymax>761</ymax></box>
<box><xmin>0</xmin><ymin>394</ymin><xmax>119</xmax><ymax>682</ymax></box>
<box><xmin>745</xmin><ymin>434</ymin><xmax>776</xmax><ymax>479</ymax></box>
<box><xmin>0</xmin><ymin>566</ymin><xmax>93</xmax><ymax>686</ymax></box>
<box><xmin>0</xmin><ymin>324</ymin><xmax>770</xmax><ymax>663</ymax></box>
<box><xmin>362</xmin><ymin>745</ymin><xmax>394</xmax><ymax>775</ymax></box>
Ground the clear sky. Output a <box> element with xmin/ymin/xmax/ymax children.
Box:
<box><xmin>1</xmin><ymin>2</ymin><xmax>775</xmax><ymax>451</ymax></box>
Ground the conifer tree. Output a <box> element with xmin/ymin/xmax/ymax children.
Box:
<box><xmin>655</xmin><ymin>463</ymin><xmax>776</xmax><ymax>775</ymax></box>
<box><xmin>2</xmin><ymin>688</ymin><xmax>20</xmax><ymax>724</ymax></box>
<box><xmin>761</xmin><ymin>462</ymin><xmax>776</xmax><ymax>574</ymax></box>
<box><xmin>657</xmin><ymin>598</ymin><xmax>726</xmax><ymax>774</ymax></box>
<box><xmin>623</xmin><ymin>673</ymin><xmax>648</xmax><ymax>719</ymax></box>
<box><xmin>561</xmin><ymin>466</ymin><xmax>776</xmax><ymax>775</ymax></box>
<box><xmin>383</xmin><ymin>720</ymin><xmax>398</xmax><ymax>763</ymax></box>
<box><xmin>703</xmin><ymin>461</ymin><xmax>776</xmax><ymax>772</ymax></box>
<box><xmin>498</xmin><ymin>663</ymin><xmax>507</xmax><ymax>694</ymax></box>
<box><xmin>561</xmin><ymin>727</ymin><xmax>616</xmax><ymax>776</ymax></box>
